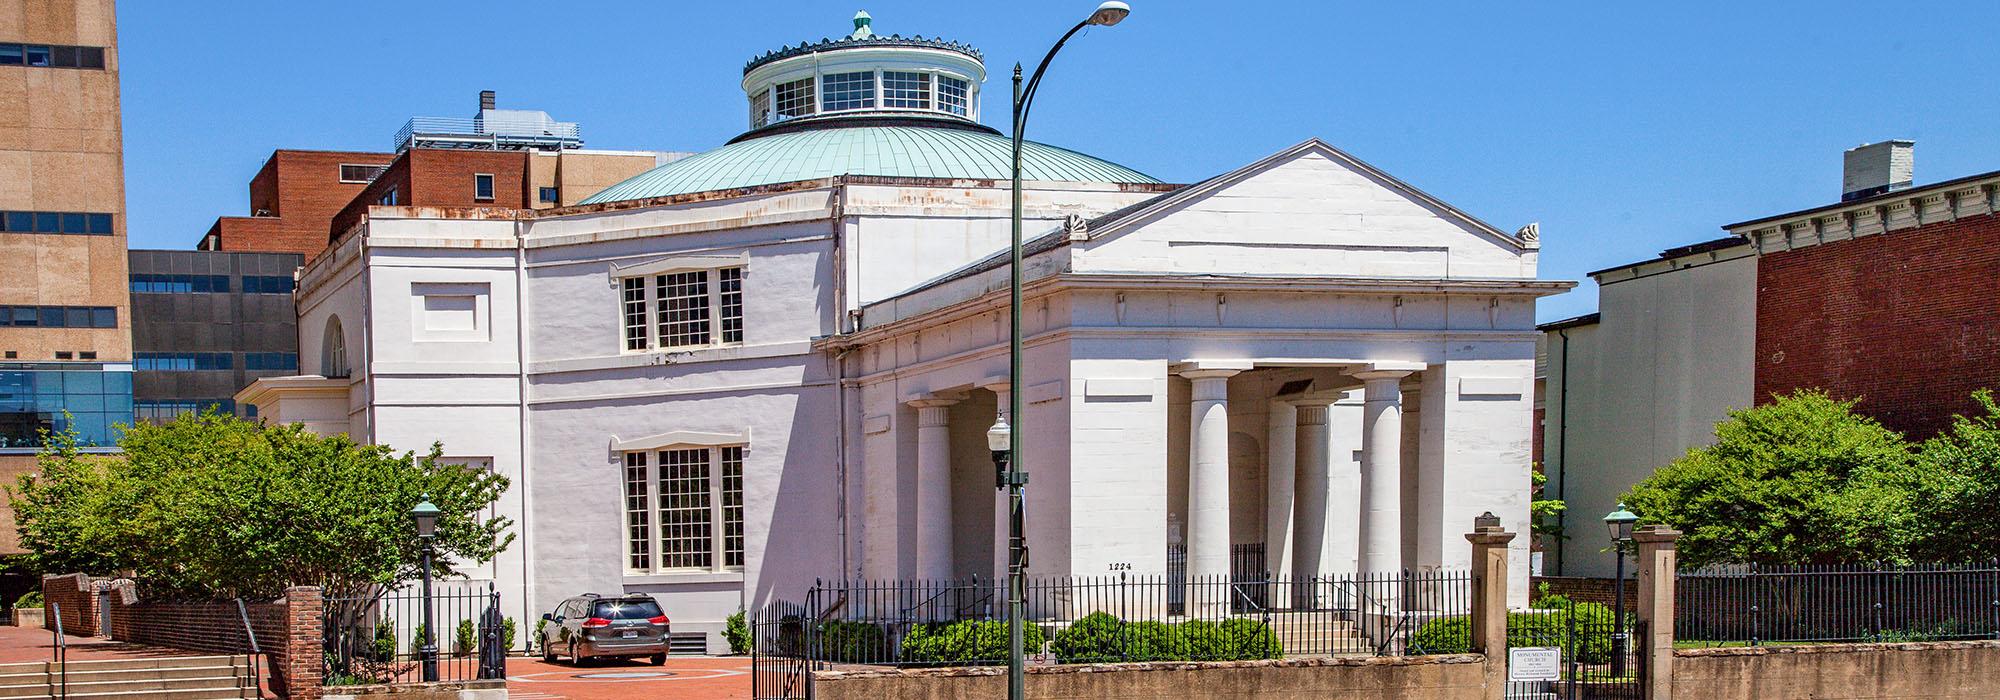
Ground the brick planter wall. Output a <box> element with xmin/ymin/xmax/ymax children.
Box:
<box><xmin>1531</xmin><ymin>575</ymin><xmax>1636</xmax><ymax>611</ymax></box>
<box><xmin>100</xmin><ymin>583</ymin><xmax>324</xmax><ymax>700</ymax></box>
<box><xmin>41</xmin><ymin>573</ymin><xmax>100</xmax><ymax>636</ymax></box>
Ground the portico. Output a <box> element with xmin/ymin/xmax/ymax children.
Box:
<box><xmin>824</xmin><ymin>140</ymin><xmax>1568</xmax><ymax>607</ymax></box>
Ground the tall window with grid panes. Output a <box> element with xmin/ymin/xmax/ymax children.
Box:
<box><xmin>622</xmin><ymin>446</ymin><xmax>746</xmax><ymax>572</ymax></box>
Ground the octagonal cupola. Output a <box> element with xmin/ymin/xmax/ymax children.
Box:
<box><xmin>741</xmin><ymin>10</ymin><xmax>986</xmax><ymax>134</ymax></box>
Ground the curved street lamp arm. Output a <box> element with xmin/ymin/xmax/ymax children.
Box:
<box><xmin>1012</xmin><ymin>19</ymin><xmax>1093</xmax><ymax>143</ymax></box>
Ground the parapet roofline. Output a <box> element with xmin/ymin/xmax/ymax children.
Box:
<box><xmin>1537</xmin><ymin>313</ymin><xmax>1601</xmax><ymax>332</ymax></box>
<box><xmin>1586</xmin><ymin>236</ymin><xmax>1750</xmax><ymax>278</ymax></box>
<box><xmin>1723</xmin><ymin>167</ymin><xmax>2000</xmax><ymax>231</ymax></box>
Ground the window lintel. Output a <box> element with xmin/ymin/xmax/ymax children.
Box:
<box><xmin>611</xmin><ymin>429</ymin><xmax>751</xmax><ymax>454</ymax></box>
<box><xmin>611</xmin><ymin>252</ymin><xmax>749</xmax><ymax>280</ymax></box>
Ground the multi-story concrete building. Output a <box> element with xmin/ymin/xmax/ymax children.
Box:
<box><xmin>243</xmin><ymin>12</ymin><xmax>1563</xmax><ymax>651</ymax></box>
<box><xmin>0</xmin><ymin>0</ymin><xmax>133</xmax><ymax>561</ymax></box>
<box><xmin>127</xmin><ymin>249</ymin><xmax>305</xmax><ymax>422</ymax></box>
<box><xmin>1541</xmin><ymin>140</ymin><xmax>2000</xmax><ymax>576</ymax></box>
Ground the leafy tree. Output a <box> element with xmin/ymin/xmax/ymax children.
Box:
<box><xmin>1908</xmin><ymin>390</ymin><xmax>2000</xmax><ymax>561</ymax></box>
<box><xmin>1531</xmin><ymin>467</ymin><xmax>1566</xmax><ymax>541</ymax></box>
<box><xmin>1620</xmin><ymin>390</ymin><xmax>1917</xmax><ymax>568</ymax></box>
<box><xmin>6</xmin><ymin>411</ymin><xmax>512</xmax><ymax>611</ymax></box>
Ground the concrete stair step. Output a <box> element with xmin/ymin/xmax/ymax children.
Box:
<box><xmin>0</xmin><ymin>665</ymin><xmax>249</xmax><ymax>687</ymax></box>
<box><xmin>0</xmin><ymin>657</ymin><xmax>248</xmax><ymax>676</ymax></box>
<box><xmin>0</xmin><ymin>675</ymin><xmax>251</xmax><ymax>698</ymax></box>
<box><xmin>38</xmin><ymin>687</ymin><xmax>252</xmax><ymax>700</ymax></box>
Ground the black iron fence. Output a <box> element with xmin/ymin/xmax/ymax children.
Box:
<box><xmin>322</xmin><ymin>582</ymin><xmax>508</xmax><ymax>686</ymax></box>
<box><xmin>1676</xmin><ymin>562</ymin><xmax>2000</xmax><ymax>645</ymax></box>
<box><xmin>750</xmin><ymin>568</ymin><xmax>1469</xmax><ymax>686</ymax></box>
<box><xmin>1502</xmin><ymin>605</ymin><xmax>1641</xmax><ymax>700</ymax></box>
<box><xmin>1167</xmin><ymin>543</ymin><xmax>1270</xmax><ymax>613</ymax></box>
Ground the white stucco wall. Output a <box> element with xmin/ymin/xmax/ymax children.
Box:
<box><xmin>1544</xmin><ymin>245</ymin><xmax>1756</xmax><ymax>577</ymax></box>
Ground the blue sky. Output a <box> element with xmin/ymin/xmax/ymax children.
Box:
<box><xmin>118</xmin><ymin>1</ymin><xmax>2000</xmax><ymax>322</ymax></box>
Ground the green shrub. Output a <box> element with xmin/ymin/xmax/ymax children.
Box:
<box><xmin>1051</xmin><ymin>612</ymin><xmax>1124</xmax><ymax>663</ymax></box>
<box><xmin>502</xmin><ymin>617</ymin><xmax>517</xmax><ymax>652</ymax></box>
<box><xmin>454</xmin><ymin>619</ymin><xmax>476</xmax><ymax>656</ymax></box>
<box><xmin>900</xmin><ymin>619</ymin><xmax>1047</xmax><ymax>666</ymax></box>
<box><xmin>1050</xmin><ymin>613</ymin><xmax>1280</xmax><ymax>664</ymax></box>
<box><xmin>815</xmin><ymin>620</ymin><xmax>889</xmax><ymax>663</ymax></box>
<box><xmin>13</xmin><ymin>591</ymin><xmax>43</xmax><ymax>609</ymax></box>
<box><xmin>410</xmin><ymin>623</ymin><xmax>429</xmax><ymax>656</ymax></box>
<box><xmin>371</xmin><ymin>619</ymin><xmax>398</xmax><ymax>662</ymax></box>
<box><xmin>723</xmin><ymin>609</ymin><xmax>751</xmax><ymax>655</ymax></box>
<box><xmin>534</xmin><ymin>618</ymin><xmax>547</xmax><ymax>652</ymax></box>
<box><xmin>1124</xmin><ymin>621</ymin><xmax>1179</xmax><ymax>661</ymax></box>
<box><xmin>1408</xmin><ymin>616</ymin><xmax>1471</xmax><ymax>655</ymax></box>
<box><xmin>1219</xmin><ymin>618</ymin><xmax>1283</xmax><ymax>660</ymax></box>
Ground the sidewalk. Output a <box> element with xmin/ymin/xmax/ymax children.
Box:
<box><xmin>0</xmin><ymin>624</ymin><xmax>210</xmax><ymax>665</ymax></box>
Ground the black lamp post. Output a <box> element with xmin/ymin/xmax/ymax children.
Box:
<box><xmin>412</xmin><ymin>498</ymin><xmax>441</xmax><ymax>683</ymax></box>
<box><xmin>1006</xmin><ymin>4</ymin><xmax>1129</xmax><ymax>699</ymax></box>
<box><xmin>1604</xmin><ymin>503</ymin><xmax>1638</xmax><ymax>677</ymax></box>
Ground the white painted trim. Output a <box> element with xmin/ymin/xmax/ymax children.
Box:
<box><xmin>529</xmin><ymin>340</ymin><xmax>813</xmax><ymax>375</ymax></box>
<box><xmin>863</xmin><ymin>414</ymin><xmax>891</xmax><ymax>434</ymax></box>
<box><xmin>1025</xmin><ymin>380</ymin><xmax>1064</xmax><ymax>405</ymax></box>
<box><xmin>610</xmin><ymin>251</ymin><xmax>750</xmax><ymax>278</ymax></box>
<box><xmin>527</xmin><ymin>379</ymin><xmax>833</xmax><ymax>407</ymax></box>
<box><xmin>611</xmin><ymin>429</ymin><xmax>752</xmax><ymax>452</ymax></box>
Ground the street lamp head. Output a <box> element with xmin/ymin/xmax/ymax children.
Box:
<box><xmin>1087</xmin><ymin>1</ymin><xmax>1131</xmax><ymax>26</ymax></box>
<box><xmin>987</xmin><ymin>415</ymin><xmax>1013</xmax><ymax>452</ymax></box>
<box><xmin>1604</xmin><ymin>502</ymin><xmax>1638</xmax><ymax>543</ymax></box>
<box><xmin>412</xmin><ymin>497</ymin><xmax>441</xmax><ymax>540</ymax></box>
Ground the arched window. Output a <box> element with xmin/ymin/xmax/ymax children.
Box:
<box><xmin>322</xmin><ymin>315</ymin><xmax>350</xmax><ymax>379</ymax></box>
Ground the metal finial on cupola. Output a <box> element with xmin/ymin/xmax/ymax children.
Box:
<box><xmin>850</xmin><ymin>10</ymin><xmax>874</xmax><ymax>39</ymax></box>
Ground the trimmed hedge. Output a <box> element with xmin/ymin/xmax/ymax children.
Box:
<box><xmin>901</xmin><ymin>619</ymin><xmax>1048</xmax><ymax>665</ymax></box>
<box><xmin>1406</xmin><ymin>602</ymin><xmax>1619</xmax><ymax>664</ymax></box>
<box><xmin>1050</xmin><ymin>611</ymin><xmax>1282</xmax><ymax>663</ymax></box>
<box><xmin>816</xmin><ymin>620</ymin><xmax>891</xmax><ymax>663</ymax></box>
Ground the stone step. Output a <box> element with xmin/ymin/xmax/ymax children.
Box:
<box><xmin>0</xmin><ymin>665</ymin><xmax>250</xmax><ymax>688</ymax></box>
<box><xmin>1</xmin><ymin>686</ymin><xmax>252</xmax><ymax>700</ymax></box>
<box><xmin>0</xmin><ymin>657</ymin><xmax>249</xmax><ymax>677</ymax></box>
<box><xmin>0</xmin><ymin>675</ymin><xmax>251</xmax><ymax>699</ymax></box>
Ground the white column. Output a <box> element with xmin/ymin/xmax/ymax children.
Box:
<box><xmin>1182</xmin><ymin>368</ymin><xmax>1239</xmax><ymax>599</ymax></box>
<box><xmin>910</xmin><ymin>397</ymin><xmax>958</xmax><ymax>581</ymax></box>
<box><xmin>1291</xmin><ymin>400</ymin><xmax>1333</xmax><ymax>580</ymax></box>
<box><xmin>1264</xmin><ymin>400</ymin><xmax>1297</xmax><ymax>580</ymax></box>
<box><xmin>1354</xmin><ymin>369</ymin><xmax>1412</xmax><ymax>575</ymax></box>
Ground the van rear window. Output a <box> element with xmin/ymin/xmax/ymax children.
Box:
<box><xmin>593</xmin><ymin>599</ymin><xmax>663</xmax><ymax>620</ymax></box>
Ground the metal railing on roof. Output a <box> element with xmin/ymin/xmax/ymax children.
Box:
<box><xmin>393</xmin><ymin>116</ymin><xmax>582</xmax><ymax>153</ymax></box>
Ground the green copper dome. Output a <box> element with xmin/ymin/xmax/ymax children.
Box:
<box><xmin>580</xmin><ymin>125</ymin><xmax>1159</xmax><ymax>204</ymax></box>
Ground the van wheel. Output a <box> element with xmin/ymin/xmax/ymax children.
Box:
<box><xmin>649</xmin><ymin>653</ymin><xmax>666</xmax><ymax>666</ymax></box>
<box><xmin>570</xmin><ymin>641</ymin><xmax>586</xmax><ymax>666</ymax></box>
<box><xmin>540</xmin><ymin>639</ymin><xmax>555</xmax><ymax>663</ymax></box>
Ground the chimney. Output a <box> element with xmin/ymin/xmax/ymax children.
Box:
<box><xmin>479</xmin><ymin>90</ymin><xmax>496</xmax><ymax>112</ymax></box>
<box><xmin>1841</xmin><ymin>140</ymin><xmax>1913</xmax><ymax>202</ymax></box>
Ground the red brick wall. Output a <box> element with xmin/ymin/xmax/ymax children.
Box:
<box><xmin>216</xmin><ymin>150</ymin><xmax>393</xmax><ymax>261</ymax></box>
<box><xmin>1755</xmin><ymin>212</ymin><xmax>2000</xmax><ymax>438</ymax></box>
<box><xmin>330</xmin><ymin>149</ymin><xmax>529</xmax><ymax>246</ymax></box>
<box><xmin>41</xmin><ymin>573</ymin><xmax>99</xmax><ymax>636</ymax></box>
<box><xmin>103</xmin><ymin>584</ymin><xmax>324</xmax><ymax>700</ymax></box>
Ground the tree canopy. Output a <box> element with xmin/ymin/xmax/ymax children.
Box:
<box><xmin>6</xmin><ymin>412</ymin><xmax>512</xmax><ymax>601</ymax></box>
<box><xmin>1621</xmin><ymin>389</ymin><xmax>2000</xmax><ymax>568</ymax></box>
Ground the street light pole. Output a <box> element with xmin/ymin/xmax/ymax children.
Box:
<box><xmin>1604</xmin><ymin>503</ymin><xmax>1638</xmax><ymax>679</ymax></box>
<box><xmin>412</xmin><ymin>498</ymin><xmax>442</xmax><ymax>683</ymax></box>
<box><xmin>1007</xmin><ymin>5</ymin><xmax>1129</xmax><ymax>699</ymax></box>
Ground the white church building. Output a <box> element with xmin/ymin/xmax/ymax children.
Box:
<box><xmin>240</xmin><ymin>14</ymin><xmax>1565</xmax><ymax>651</ymax></box>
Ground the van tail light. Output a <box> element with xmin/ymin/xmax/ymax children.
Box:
<box><xmin>647</xmin><ymin>615</ymin><xmax>670</xmax><ymax>626</ymax></box>
<box><xmin>582</xmin><ymin>617</ymin><xmax>611</xmax><ymax>629</ymax></box>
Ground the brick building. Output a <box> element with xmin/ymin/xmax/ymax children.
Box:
<box><xmin>202</xmin><ymin>91</ymin><xmax>684</xmax><ymax>259</ymax></box>
<box><xmin>1540</xmin><ymin>140</ymin><xmax>2000</xmax><ymax>577</ymax></box>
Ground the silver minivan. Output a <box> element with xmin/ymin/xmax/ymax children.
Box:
<box><xmin>538</xmin><ymin>593</ymin><xmax>671</xmax><ymax>665</ymax></box>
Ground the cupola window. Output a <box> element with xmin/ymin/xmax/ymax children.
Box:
<box><xmin>773</xmin><ymin>78</ymin><xmax>816</xmax><ymax>121</ymax></box>
<box><xmin>937</xmin><ymin>75</ymin><xmax>970</xmax><ymax>116</ymax></box>
<box><xmin>820</xmin><ymin>71</ymin><xmax>877</xmax><ymax>112</ymax></box>
<box><xmin>882</xmin><ymin>71</ymin><xmax>931</xmax><ymax>109</ymax></box>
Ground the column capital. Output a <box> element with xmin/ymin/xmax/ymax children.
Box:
<box><xmin>1295</xmin><ymin>403</ymin><xmax>1330</xmax><ymax>425</ymax></box>
<box><xmin>1350</xmin><ymin>368</ymin><xmax>1416</xmax><ymax>383</ymax></box>
<box><xmin>977</xmin><ymin>375</ymin><xmax>1011</xmax><ymax>394</ymax></box>
<box><xmin>1179</xmin><ymin>368</ymin><xmax>1244</xmax><ymax>380</ymax></box>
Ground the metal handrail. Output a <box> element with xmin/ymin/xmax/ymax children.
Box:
<box><xmin>51</xmin><ymin>602</ymin><xmax>68</xmax><ymax>700</ymax></box>
<box><xmin>234</xmin><ymin>599</ymin><xmax>263</xmax><ymax>699</ymax></box>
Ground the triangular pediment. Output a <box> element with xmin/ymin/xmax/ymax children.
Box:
<box><xmin>1070</xmin><ymin>139</ymin><xmax>1537</xmax><ymax>280</ymax></box>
